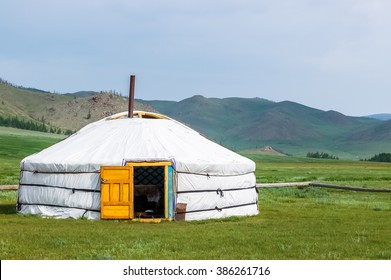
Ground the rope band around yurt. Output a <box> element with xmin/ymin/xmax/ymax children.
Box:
<box><xmin>175</xmin><ymin>201</ymin><xmax>258</xmax><ymax>214</ymax></box>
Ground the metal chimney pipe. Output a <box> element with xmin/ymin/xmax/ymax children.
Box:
<box><xmin>128</xmin><ymin>75</ymin><xmax>135</xmax><ymax>118</ymax></box>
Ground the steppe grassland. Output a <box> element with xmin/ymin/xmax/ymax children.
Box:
<box><xmin>0</xmin><ymin>127</ymin><xmax>390</xmax><ymax>259</ymax></box>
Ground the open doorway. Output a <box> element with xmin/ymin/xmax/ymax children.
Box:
<box><xmin>100</xmin><ymin>162</ymin><xmax>172</xmax><ymax>220</ymax></box>
<box><xmin>133</xmin><ymin>166</ymin><xmax>165</xmax><ymax>218</ymax></box>
<box><xmin>125</xmin><ymin>161</ymin><xmax>172</xmax><ymax>220</ymax></box>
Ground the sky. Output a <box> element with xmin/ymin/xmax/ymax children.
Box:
<box><xmin>1</xmin><ymin>0</ymin><xmax>391</xmax><ymax>116</ymax></box>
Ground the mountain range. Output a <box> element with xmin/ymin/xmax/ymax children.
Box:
<box><xmin>366</xmin><ymin>114</ymin><xmax>391</xmax><ymax>121</ymax></box>
<box><xmin>1</xmin><ymin>79</ymin><xmax>391</xmax><ymax>159</ymax></box>
<box><xmin>137</xmin><ymin>96</ymin><xmax>391</xmax><ymax>159</ymax></box>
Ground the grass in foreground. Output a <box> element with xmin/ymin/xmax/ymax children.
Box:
<box><xmin>1</xmin><ymin>128</ymin><xmax>390</xmax><ymax>260</ymax></box>
<box><xmin>1</xmin><ymin>187</ymin><xmax>390</xmax><ymax>260</ymax></box>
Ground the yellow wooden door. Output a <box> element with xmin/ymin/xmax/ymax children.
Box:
<box><xmin>100</xmin><ymin>166</ymin><xmax>133</xmax><ymax>219</ymax></box>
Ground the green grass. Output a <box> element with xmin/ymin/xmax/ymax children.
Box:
<box><xmin>1</xmin><ymin>188</ymin><xmax>390</xmax><ymax>260</ymax></box>
<box><xmin>245</xmin><ymin>153</ymin><xmax>391</xmax><ymax>189</ymax></box>
<box><xmin>0</xmin><ymin>127</ymin><xmax>391</xmax><ymax>260</ymax></box>
<box><xmin>0</xmin><ymin>127</ymin><xmax>64</xmax><ymax>184</ymax></box>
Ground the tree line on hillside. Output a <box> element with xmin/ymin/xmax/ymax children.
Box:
<box><xmin>0</xmin><ymin>116</ymin><xmax>74</xmax><ymax>135</ymax></box>
<box><xmin>306</xmin><ymin>151</ymin><xmax>391</xmax><ymax>162</ymax></box>
<box><xmin>363</xmin><ymin>153</ymin><xmax>391</xmax><ymax>163</ymax></box>
<box><xmin>0</xmin><ymin>77</ymin><xmax>50</xmax><ymax>93</ymax></box>
<box><xmin>306</xmin><ymin>151</ymin><xmax>339</xmax><ymax>160</ymax></box>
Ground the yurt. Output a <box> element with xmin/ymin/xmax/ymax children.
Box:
<box><xmin>17</xmin><ymin>111</ymin><xmax>258</xmax><ymax>221</ymax></box>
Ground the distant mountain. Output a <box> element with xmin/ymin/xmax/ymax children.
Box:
<box><xmin>347</xmin><ymin>119</ymin><xmax>391</xmax><ymax>141</ymax></box>
<box><xmin>138</xmin><ymin>95</ymin><xmax>390</xmax><ymax>159</ymax></box>
<box><xmin>2</xmin><ymin>77</ymin><xmax>391</xmax><ymax>159</ymax></box>
<box><xmin>365</xmin><ymin>114</ymin><xmax>391</xmax><ymax>121</ymax></box>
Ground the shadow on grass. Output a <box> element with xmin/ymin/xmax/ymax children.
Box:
<box><xmin>0</xmin><ymin>204</ymin><xmax>16</xmax><ymax>214</ymax></box>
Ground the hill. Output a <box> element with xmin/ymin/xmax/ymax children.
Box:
<box><xmin>0</xmin><ymin>81</ymin><xmax>154</xmax><ymax>132</ymax></box>
<box><xmin>63</xmin><ymin>91</ymin><xmax>98</xmax><ymax>98</ymax></box>
<box><xmin>347</xmin><ymin>119</ymin><xmax>391</xmax><ymax>141</ymax></box>
<box><xmin>365</xmin><ymin>113</ymin><xmax>391</xmax><ymax>121</ymax></box>
<box><xmin>241</xmin><ymin>146</ymin><xmax>287</xmax><ymax>156</ymax></box>
<box><xmin>138</xmin><ymin>95</ymin><xmax>390</xmax><ymax>158</ymax></box>
<box><xmin>2</xmin><ymin>78</ymin><xmax>391</xmax><ymax>159</ymax></box>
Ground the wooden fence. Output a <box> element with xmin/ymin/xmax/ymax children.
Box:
<box><xmin>256</xmin><ymin>182</ymin><xmax>391</xmax><ymax>193</ymax></box>
<box><xmin>2</xmin><ymin>183</ymin><xmax>391</xmax><ymax>193</ymax></box>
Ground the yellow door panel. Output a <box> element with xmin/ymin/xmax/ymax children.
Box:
<box><xmin>122</xmin><ymin>183</ymin><xmax>130</xmax><ymax>202</ymax></box>
<box><xmin>101</xmin><ymin>183</ymin><xmax>110</xmax><ymax>202</ymax></box>
<box><xmin>101</xmin><ymin>167</ymin><xmax>132</xmax><ymax>180</ymax></box>
<box><xmin>100</xmin><ymin>166</ymin><xmax>133</xmax><ymax>219</ymax></box>
<box><xmin>110</xmin><ymin>183</ymin><xmax>120</xmax><ymax>202</ymax></box>
<box><xmin>101</xmin><ymin>206</ymin><xmax>130</xmax><ymax>219</ymax></box>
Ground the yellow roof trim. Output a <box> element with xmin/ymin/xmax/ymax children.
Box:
<box><xmin>107</xmin><ymin>111</ymin><xmax>170</xmax><ymax>120</ymax></box>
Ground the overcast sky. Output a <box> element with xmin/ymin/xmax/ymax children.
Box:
<box><xmin>1</xmin><ymin>0</ymin><xmax>391</xmax><ymax>116</ymax></box>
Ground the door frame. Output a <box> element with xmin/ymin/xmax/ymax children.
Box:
<box><xmin>125</xmin><ymin>161</ymin><xmax>172</xmax><ymax>219</ymax></box>
<box><xmin>100</xmin><ymin>161</ymin><xmax>173</xmax><ymax>220</ymax></box>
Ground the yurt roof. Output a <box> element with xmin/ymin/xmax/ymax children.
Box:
<box><xmin>21</xmin><ymin>111</ymin><xmax>255</xmax><ymax>175</ymax></box>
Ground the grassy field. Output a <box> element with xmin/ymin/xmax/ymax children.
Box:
<box><xmin>0</xmin><ymin>127</ymin><xmax>64</xmax><ymax>185</ymax></box>
<box><xmin>0</xmin><ymin>127</ymin><xmax>390</xmax><ymax>260</ymax></box>
<box><xmin>244</xmin><ymin>153</ymin><xmax>391</xmax><ymax>189</ymax></box>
